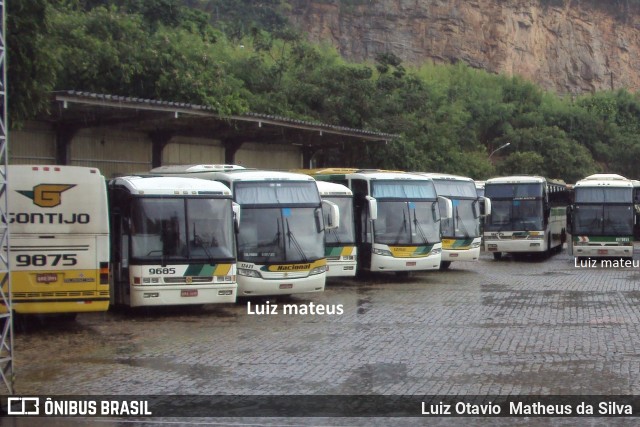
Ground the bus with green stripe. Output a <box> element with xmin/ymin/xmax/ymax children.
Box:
<box><xmin>316</xmin><ymin>180</ymin><xmax>357</xmax><ymax>277</ymax></box>
<box><xmin>150</xmin><ymin>166</ymin><xmax>339</xmax><ymax>297</ymax></box>
<box><xmin>414</xmin><ymin>173</ymin><xmax>491</xmax><ymax>269</ymax></box>
<box><xmin>312</xmin><ymin>169</ymin><xmax>452</xmax><ymax>274</ymax></box>
<box><xmin>483</xmin><ymin>176</ymin><xmax>569</xmax><ymax>259</ymax></box>
<box><xmin>566</xmin><ymin>174</ymin><xmax>636</xmax><ymax>260</ymax></box>
<box><xmin>109</xmin><ymin>176</ymin><xmax>239</xmax><ymax>307</ymax></box>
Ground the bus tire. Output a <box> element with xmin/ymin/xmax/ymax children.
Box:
<box><xmin>439</xmin><ymin>261</ymin><xmax>451</xmax><ymax>270</ymax></box>
<box><xmin>492</xmin><ymin>252</ymin><xmax>502</xmax><ymax>260</ymax></box>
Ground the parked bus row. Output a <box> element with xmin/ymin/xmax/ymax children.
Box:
<box><xmin>4</xmin><ymin>164</ymin><xmax>638</xmax><ymax>318</ymax></box>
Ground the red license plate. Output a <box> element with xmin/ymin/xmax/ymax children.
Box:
<box><xmin>279</xmin><ymin>284</ymin><xmax>293</xmax><ymax>289</ymax></box>
<box><xmin>36</xmin><ymin>273</ymin><xmax>58</xmax><ymax>284</ymax></box>
<box><xmin>181</xmin><ymin>289</ymin><xmax>198</xmax><ymax>297</ymax></box>
<box><xmin>406</xmin><ymin>262</ymin><xmax>416</xmax><ymax>267</ymax></box>
<box><xmin>450</xmin><ymin>253</ymin><xmax>459</xmax><ymax>257</ymax></box>
<box><xmin>598</xmin><ymin>249</ymin><xmax>608</xmax><ymax>255</ymax></box>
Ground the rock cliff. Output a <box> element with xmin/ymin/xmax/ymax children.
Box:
<box><xmin>287</xmin><ymin>0</ymin><xmax>640</xmax><ymax>94</ymax></box>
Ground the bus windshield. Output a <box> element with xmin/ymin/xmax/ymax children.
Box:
<box><xmin>485</xmin><ymin>183</ymin><xmax>543</xmax><ymax>199</ymax></box>
<box><xmin>442</xmin><ymin>199</ymin><xmax>480</xmax><ymax>238</ymax></box>
<box><xmin>324</xmin><ymin>197</ymin><xmax>355</xmax><ymax>245</ymax></box>
<box><xmin>575</xmin><ymin>187</ymin><xmax>632</xmax><ymax>203</ymax></box>
<box><xmin>374</xmin><ymin>201</ymin><xmax>440</xmax><ymax>245</ymax></box>
<box><xmin>130</xmin><ymin>198</ymin><xmax>235</xmax><ymax>262</ymax></box>
<box><xmin>432</xmin><ymin>180</ymin><xmax>477</xmax><ymax>198</ymax></box>
<box><xmin>573</xmin><ymin>205</ymin><xmax>634</xmax><ymax>235</ymax></box>
<box><xmin>371</xmin><ymin>180</ymin><xmax>437</xmax><ymax>199</ymax></box>
<box><xmin>238</xmin><ymin>207</ymin><xmax>325</xmax><ymax>263</ymax></box>
<box><xmin>234</xmin><ymin>181</ymin><xmax>320</xmax><ymax>205</ymax></box>
<box><xmin>485</xmin><ymin>199</ymin><xmax>544</xmax><ymax>232</ymax></box>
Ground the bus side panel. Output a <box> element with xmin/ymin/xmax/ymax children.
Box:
<box><xmin>5</xmin><ymin>235</ymin><xmax>109</xmax><ymax>314</ymax></box>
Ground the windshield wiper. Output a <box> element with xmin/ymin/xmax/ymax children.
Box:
<box><xmin>393</xmin><ymin>209</ymin><xmax>408</xmax><ymax>244</ymax></box>
<box><xmin>455</xmin><ymin>205</ymin><xmax>470</xmax><ymax>238</ymax></box>
<box><xmin>328</xmin><ymin>227</ymin><xmax>342</xmax><ymax>244</ymax></box>
<box><xmin>286</xmin><ymin>219</ymin><xmax>308</xmax><ymax>262</ymax></box>
<box><xmin>412</xmin><ymin>208</ymin><xmax>431</xmax><ymax>245</ymax></box>
<box><xmin>193</xmin><ymin>223</ymin><xmax>215</xmax><ymax>265</ymax></box>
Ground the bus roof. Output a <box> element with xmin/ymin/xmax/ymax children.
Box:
<box><xmin>151</xmin><ymin>164</ymin><xmax>246</xmax><ymax>174</ymax></box>
<box><xmin>209</xmin><ymin>169</ymin><xmax>316</xmax><ymax>182</ymax></box>
<box><xmin>111</xmin><ymin>175</ymin><xmax>232</xmax><ymax>196</ymax></box>
<box><xmin>575</xmin><ymin>176</ymin><xmax>634</xmax><ymax>188</ymax></box>
<box><xmin>485</xmin><ymin>175</ymin><xmax>546</xmax><ymax>184</ymax></box>
<box><xmin>320</xmin><ymin>170</ymin><xmax>432</xmax><ymax>181</ymax></box>
<box><xmin>413</xmin><ymin>172</ymin><xmax>475</xmax><ymax>183</ymax></box>
<box><xmin>581</xmin><ymin>173</ymin><xmax>629</xmax><ymax>181</ymax></box>
<box><xmin>315</xmin><ymin>180</ymin><xmax>353</xmax><ymax>196</ymax></box>
<box><xmin>151</xmin><ymin>165</ymin><xmax>316</xmax><ymax>183</ymax></box>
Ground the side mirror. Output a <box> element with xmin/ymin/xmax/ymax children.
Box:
<box><xmin>232</xmin><ymin>202</ymin><xmax>241</xmax><ymax>232</ymax></box>
<box><xmin>482</xmin><ymin>197</ymin><xmax>492</xmax><ymax>216</ymax></box>
<box><xmin>438</xmin><ymin>196</ymin><xmax>453</xmax><ymax>220</ymax></box>
<box><xmin>366</xmin><ymin>196</ymin><xmax>378</xmax><ymax>221</ymax></box>
<box><xmin>322</xmin><ymin>200</ymin><xmax>340</xmax><ymax>230</ymax></box>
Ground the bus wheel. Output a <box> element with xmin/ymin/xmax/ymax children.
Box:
<box><xmin>439</xmin><ymin>261</ymin><xmax>451</xmax><ymax>270</ymax></box>
<box><xmin>492</xmin><ymin>252</ymin><xmax>502</xmax><ymax>260</ymax></box>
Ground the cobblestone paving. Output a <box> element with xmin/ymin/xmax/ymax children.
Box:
<box><xmin>4</xmin><ymin>247</ymin><xmax>640</xmax><ymax>426</ymax></box>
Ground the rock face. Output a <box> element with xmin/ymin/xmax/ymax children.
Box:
<box><xmin>287</xmin><ymin>0</ymin><xmax>640</xmax><ymax>94</ymax></box>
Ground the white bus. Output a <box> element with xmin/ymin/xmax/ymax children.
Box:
<box><xmin>483</xmin><ymin>176</ymin><xmax>569</xmax><ymax>259</ymax></box>
<box><xmin>109</xmin><ymin>176</ymin><xmax>238</xmax><ymax>307</ymax></box>
<box><xmin>313</xmin><ymin>169</ymin><xmax>452</xmax><ymax>274</ymax></box>
<box><xmin>3</xmin><ymin>165</ymin><xmax>110</xmax><ymax>315</ymax></box>
<box><xmin>316</xmin><ymin>181</ymin><xmax>357</xmax><ymax>277</ymax></box>
<box><xmin>567</xmin><ymin>174</ymin><xmax>635</xmax><ymax>259</ymax></box>
<box><xmin>415</xmin><ymin>173</ymin><xmax>491</xmax><ymax>269</ymax></box>
<box><xmin>150</xmin><ymin>165</ymin><xmax>339</xmax><ymax>297</ymax></box>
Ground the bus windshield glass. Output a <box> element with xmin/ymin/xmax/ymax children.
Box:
<box><xmin>187</xmin><ymin>198</ymin><xmax>235</xmax><ymax>260</ymax></box>
<box><xmin>432</xmin><ymin>180</ymin><xmax>477</xmax><ymax>198</ymax></box>
<box><xmin>238</xmin><ymin>207</ymin><xmax>324</xmax><ymax>263</ymax></box>
<box><xmin>234</xmin><ymin>181</ymin><xmax>320</xmax><ymax>205</ymax></box>
<box><xmin>485</xmin><ymin>199</ymin><xmax>544</xmax><ymax>232</ymax></box>
<box><xmin>130</xmin><ymin>198</ymin><xmax>235</xmax><ymax>262</ymax></box>
<box><xmin>441</xmin><ymin>199</ymin><xmax>480</xmax><ymax>238</ymax></box>
<box><xmin>485</xmin><ymin>183</ymin><xmax>543</xmax><ymax>199</ymax></box>
<box><xmin>575</xmin><ymin>187</ymin><xmax>632</xmax><ymax>203</ymax></box>
<box><xmin>324</xmin><ymin>197</ymin><xmax>355</xmax><ymax>245</ymax></box>
<box><xmin>573</xmin><ymin>205</ymin><xmax>634</xmax><ymax>235</ymax></box>
<box><xmin>374</xmin><ymin>201</ymin><xmax>440</xmax><ymax>245</ymax></box>
<box><xmin>371</xmin><ymin>180</ymin><xmax>436</xmax><ymax>199</ymax></box>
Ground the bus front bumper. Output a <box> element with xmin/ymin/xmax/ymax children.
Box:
<box><xmin>237</xmin><ymin>274</ymin><xmax>326</xmax><ymax>296</ymax></box>
<box><xmin>484</xmin><ymin>239</ymin><xmax>546</xmax><ymax>253</ymax></box>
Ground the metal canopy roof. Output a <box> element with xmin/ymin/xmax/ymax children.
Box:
<box><xmin>49</xmin><ymin>91</ymin><xmax>397</xmax><ymax>147</ymax></box>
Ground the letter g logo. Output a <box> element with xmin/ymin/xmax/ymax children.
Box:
<box><xmin>17</xmin><ymin>184</ymin><xmax>75</xmax><ymax>208</ymax></box>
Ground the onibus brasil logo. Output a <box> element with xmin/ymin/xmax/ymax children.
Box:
<box><xmin>17</xmin><ymin>184</ymin><xmax>76</xmax><ymax>208</ymax></box>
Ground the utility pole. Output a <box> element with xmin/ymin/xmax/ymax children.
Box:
<box><xmin>0</xmin><ymin>0</ymin><xmax>13</xmax><ymax>395</ymax></box>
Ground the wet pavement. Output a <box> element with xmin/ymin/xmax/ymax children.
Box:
<box><xmin>3</xmin><ymin>247</ymin><xmax>640</xmax><ymax>426</ymax></box>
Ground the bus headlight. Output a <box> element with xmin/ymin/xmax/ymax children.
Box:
<box><xmin>309</xmin><ymin>265</ymin><xmax>327</xmax><ymax>276</ymax></box>
<box><xmin>471</xmin><ymin>242</ymin><xmax>481</xmax><ymax>248</ymax></box>
<box><xmin>238</xmin><ymin>268</ymin><xmax>261</xmax><ymax>278</ymax></box>
<box><xmin>373</xmin><ymin>248</ymin><xmax>393</xmax><ymax>257</ymax></box>
<box><xmin>431</xmin><ymin>248</ymin><xmax>442</xmax><ymax>255</ymax></box>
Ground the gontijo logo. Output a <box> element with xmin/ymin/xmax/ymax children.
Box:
<box><xmin>17</xmin><ymin>184</ymin><xmax>76</xmax><ymax>208</ymax></box>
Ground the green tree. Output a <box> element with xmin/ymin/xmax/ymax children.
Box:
<box><xmin>8</xmin><ymin>0</ymin><xmax>59</xmax><ymax>125</ymax></box>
